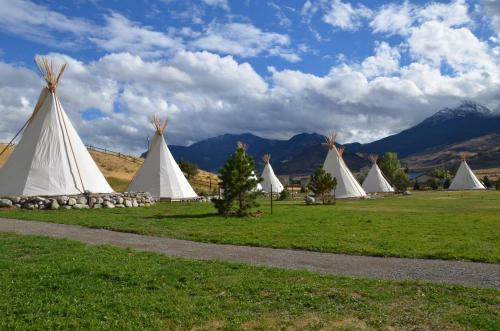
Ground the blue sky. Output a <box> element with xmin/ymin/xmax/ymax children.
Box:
<box><xmin>1</xmin><ymin>0</ymin><xmax>500</xmax><ymax>153</ymax></box>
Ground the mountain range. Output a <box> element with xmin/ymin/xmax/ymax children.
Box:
<box><xmin>168</xmin><ymin>101</ymin><xmax>500</xmax><ymax>175</ymax></box>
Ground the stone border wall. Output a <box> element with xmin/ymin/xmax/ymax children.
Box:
<box><xmin>0</xmin><ymin>192</ymin><xmax>155</xmax><ymax>210</ymax></box>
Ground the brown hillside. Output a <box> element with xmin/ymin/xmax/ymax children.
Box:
<box><xmin>0</xmin><ymin>144</ymin><xmax>219</xmax><ymax>193</ymax></box>
<box><xmin>403</xmin><ymin>133</ymin><xmax>500</xmax><ymax>173</ymax></box>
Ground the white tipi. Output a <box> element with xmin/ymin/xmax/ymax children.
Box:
<box><xmin>128</xmin><ymin>117</ymin><xmax>198</xmax><ymax>200</ymax></box>
<box><xmin>322</xmin><ymin>133</ymin><xmax>366</xmax><ymax>199</ymax></box>
<box><xmin>261</xmin><ymin>154</ymin><xmax>284</xmax><ymax>193</ymax></box>
<box><xmin>0</xmin><ymin>57</ymin><xmax>113</xmax><ymax>197</ymax></box>
<box><xmin>449</xmin><ymin>154</ymin><xmax>485</xmax><ymax>190</ymax></box>
<box><xmin>362</xmin><ymin>155</ymin><xmax>394</xmax><ymax>193</ymax></box>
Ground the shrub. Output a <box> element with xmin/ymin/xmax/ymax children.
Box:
<box><xmin>483</xmin><ymin>176</ymin><xmax>492</xmax><ymax>188</ymax></box>
<box><xmin>278</xmin><ymin>188</ymin><xmax>290</xmax><ymax>201</ymax></box>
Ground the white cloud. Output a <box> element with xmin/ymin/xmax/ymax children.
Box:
<box><xmin>0</xmin><ymin>0</ymin><xmax>93</xmax><ymax>47</ymax></box>
<box><xmin>188</xmin><ymin>22</ymin><xmax>300</xmax><ymax>62</ymax></box>
<box><xmin>408</xmin><ymin>21</ymin><xmax>494</xmax><ymax>72</ymax></box>
<box><xmin>322</xmin><ymin>0</ymin><xmax>372</xmax><ymax>31</ymax></box>
<box><xmin>360</xmin><ymin>42</ymin><xmax>400</xmax><ymax>78</ymax></box>
<box><xmin>202</xmin><ymin>0</ymin><xmax>229</xmax><ymax>11</ymax></box>
<box><xmin>484</xmin><ymin>0</ymin><xmax>500</xmax><ymax>33</ymax></box>
<box><xmin>370</xmin><ymin>2</ymin><xmax>413</xmax><ymax>35</ymax></box>
<box><xmin>89</xmin><ymin>13</ymin><xmax>182</xmax><ymax>57</ymax></box>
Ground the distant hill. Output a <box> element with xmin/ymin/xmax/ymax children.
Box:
<box><xmin>169</xmin><ymin>133</ymin><xmax>370</xmax><ymax>175</ymax></box>
<box><xmin>402</xmin><ymin>133</ymin><xmax>500</xmax><ymax>171</ymax></box>
<box><xmin>165</xmin><ymin>101</ymin><xmax>500</xmax><ymax>175</ymax></box>
<box><xmin>344</xmin><ymin>101</ymin><xmax>500</xmax><ymax>158</ymax></box>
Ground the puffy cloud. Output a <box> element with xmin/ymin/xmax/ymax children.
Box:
<box><xmin>188</xmin><ymin>22</ymin><xmax>300</xmax><ymax>62</ymax></box>
<box><xmin>322</xmin><ymin>0</ymin><xmax>372</xmax><ymax>31</ymax></box>
<box><xmin>370</xmin><ymin>2</ymin><xmax>413</xmax><ymax>35</ymax></box>
<box><xmin>408</xmin><ymin>21</ymin><xmax>495</xmax><ymax>72</ymax></box>
<box><xmin>89</xmin><ymin>13</ymin><xmax>182</xmax><ymax>57</ymax></box>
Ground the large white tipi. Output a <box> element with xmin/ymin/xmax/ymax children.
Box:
<box><xmin>449</xmin><ymin>154</ymin><xmax>485</xmax><ymax>190</ymax></box>
<box><xmin>0</xmin><ymin>57</ymin><xmax>113</xmax><ymax>197</ymax></box>
<box><xmin>323</xmin><ymin>133</ymin><xmax>366</xmax><ymax>199</ymax></box>
<box><xmin>261</xmin><ymin>154</ymin><xmax>284</xmax><ymax>193</ymax></box>
<box><xmin>362</xmin><ymin>155</ymin><xmax>394</xmax><ymax>193</ymax></box>
<box><xmin>127</xmin><ymin>117</ymin><xmax>198</xmax><ymax>200</ymax></box>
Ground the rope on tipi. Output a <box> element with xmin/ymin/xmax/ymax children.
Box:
<box><xmin>262</xmin><ymin>154</ymin><xmax>271</xmax><ymax>164</ymax></box>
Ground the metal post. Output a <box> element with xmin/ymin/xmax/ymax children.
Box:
<box><xmin>270</xmin><ymin>184</ymin><xmax>273</xmax><ymax>215</ymax></box>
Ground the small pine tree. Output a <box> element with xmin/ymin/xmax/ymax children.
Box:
<box><xmin>483</xmin><ymin>176</ymin><xmax>492</xmax><ymax>188</ymax></box>
<box><xmin>212</xmin><ymin>144</ymin><xmax>260</xmax><ymax>216</ymax></box>
<box><xmin>308</xmin><ymin>166</ymin><xmax>337</xmax><ymax>204</ymax></box>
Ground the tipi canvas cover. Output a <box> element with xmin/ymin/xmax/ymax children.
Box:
<box><xmin>128</xmin><ymin>118</ymin><xmax>197</xmax><ymax>200</ymax></box>
<box><xmin>261</xmin><ymin>154</ymin><xmax>284</xmax><ymax>193</ymax></box>
<box><xmin>322</xmin><ymin>133</ymin><xmax>366</xmax><ymax>199</ymax></box>
<box><xmin>362</xmin><ymin>155</ymin><xmax>394</xmax><ymax>193</ymax></box>
<box><xmin>0</xmin><ymin>57</ymin><xmax>113</xmax><ymax>197</ymax></box>
<box><xmin>449</xmin><ymin>155</ymin><xmax>485</xmax><ymax>190</ymax></box>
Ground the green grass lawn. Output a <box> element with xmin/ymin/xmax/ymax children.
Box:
<box><xmin>0</xmin><ymin>191</ymin><xmax>499</xmax><ymax>263</ymax></box>
<box><xmin>0</xmin><ymin>232</ymin><xmax>498</xmax><ymax>330</ymax></box>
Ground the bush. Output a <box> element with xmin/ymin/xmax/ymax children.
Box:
<box><xmin>393</xmin><ymin>169</ymin><xmax>410</xmax><ymax>192</ymax></box>
<box><xmin>443</xmin><ymin>177</ymin><xmax>451</xmax><ymax>189</ymax></box>
<box><xmin>413</xmin><ymin>180</ymin><xmax>420</xmax><ymax>190</ymax></box>
<box><xmin>483</xmin><ymin>176</ymin><xmax>492</xmax><ymax>188</ymax></box>
<box><xmin>278</xmin><ymin>188</ymin><xmax>290</xmax><ymax>201</ymax></box>
<box><xmin>496</xmin><ymin>179</ymin><xmax>500</xmax><ymax>190</ymax></box>
<box><xmin>427</xmin><ymin>178</ymin><xmax>439</xmax><ymax>190</ymax></box>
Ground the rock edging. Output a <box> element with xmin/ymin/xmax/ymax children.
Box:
<box><xmin>0</xmin><ymin>192</ymin><xmax>155</xmax><ymax>210</ymax></box>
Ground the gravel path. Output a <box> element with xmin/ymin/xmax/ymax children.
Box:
<box><xmin>1</xmin><ymin>218</ymin><xmax>499</xmax><ymax>289</ymax></box>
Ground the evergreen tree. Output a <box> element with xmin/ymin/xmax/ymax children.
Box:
<box><xmin>378</xmin><ymin>152</ymin><xmax>402</xmax><ymax>183</ymax></box>
<box><xmin>308</xmin><ymin>166</ymin><xmax>337</xmax><ymax>204</ymax></box>
<box><xmin>213</xmin><ymin>143</ymin><xmax>260</xmax><ymax>216</ymax></box>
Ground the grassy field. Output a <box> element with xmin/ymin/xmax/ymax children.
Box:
<box><xmin>0</xmin><ymin>232</ymin><xmax>498</xmax><ymax>330</ymax></box>
<box><xmin>1</xmin><ymin>191</ymin><xmax>498</xmax><ymax>263</ymax></box>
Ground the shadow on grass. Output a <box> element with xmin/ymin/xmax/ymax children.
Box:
<box><xmin>142</xmin><ymin>213</ymin><xmax>218</xmax><ymax>220</ymax></box>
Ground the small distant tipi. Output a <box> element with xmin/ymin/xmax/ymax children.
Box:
<box><xmin>362</xmin><ymin>155</ymin><xmax>394</xmax><ymax>193</ymax></box>
<box><xmin>261</xmin><ymin>154</ymin><xmax>284</xmax><ymax>193</ymax></box>
<box><xmin>322</xmin><ymin>132</ymin><xmax>366</xmax><ymax>199</ymax></box>
<box><xmin>449</xmin><ymin>153</ymin><xmax>485</xmax><ymax>190</ymax></box>
<box><xmin>128</xmin><ymin>117</ymin><xmax>198</xmax><ymax>200</ymax></box>
<box><xmin>0</xmin><ymin>57</ymin><xmax>113</xmax><ymax>196</ymax></box>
